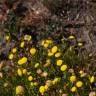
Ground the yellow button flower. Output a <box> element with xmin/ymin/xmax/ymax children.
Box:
<box><xmin>12</xmin><ymin>48</ymin><xmax>17</xmax><ymax>53</ymax></box>
<box><xmin>17</xmin><ymin>69</ymin><xmax>22</xmax><ymax>76</ymax></box>
<box><xmin>44</xmin><ymin>85</ymin><xmax>48</xmax><ymax>91</ymax></box>
<box><xmin>5</xmin><ymin>35</ymin><xmax>10</xmax><ymax>40</ymax></box>
<box><xmin>46</xmin><ymin>40</ymin><xmax>52</xmax><ymax>44</ymax></box>
<box><xmin>44</xmin><ymin>43</ymin><xmax>49</xmax><ymax>48</ymax></box>
<box><xmin>76</xmin><ymin>81</ymin><xmax>83</xmax><ymax>88</ymax></box>
<box><xmin>18</xmin><ymin>57</ymin><xmax>27</xmax><ymax>65</ymax></box>
<box><xmin>20</xmin><ymin>41</ymin><xmax>25</xmax><ymax>48</ymax></box>
<box><xmin>8</xmin><ymin>54</ymin><xmax>14</xmax><ymax>60</ymax></box>
<box><xmin>60</xmin><ymin>65</ymin><xmax>67</xmax><ymax>71</ymax></box>
<box><xmin>48</xmin><ymin>51</ymin><xmax>54</xmax><ymax>57</ymax></box>
<box><xmin>34</xmin><ymin>63</ymin><xmax>39</xmax><ymax>68</ymax></box>
<box><xmin>56</xmin><ymin>60</ymin><xmax>63</xmax><ymax>66</ymax></box>
<box><xmin>46</xmin><ymin>59</ymin><xmax>51</xmax><ymax>64</ymax></box>
<box><xmin>71</xmin><ymin>86</ymin><xmax>77</xmax><ymax>92</ymax></box>
<box><xmin>22</xmin><ymin>69</ymin><xmax>27</xmax><ymax>74</ymax></box>
<box><xmin>69</xmin><ymin>35</ymin><xmax>75</xmax><ymax>39</ymax></box>
<box><xmin>41</xmin><ymin>40</ymin><xmax>45</xmax><ymax>45</ymax></box>
<box><xmin>28</xmin><ymin>76</ymin><xmax>33</xmax><ymax>81</ymax></box>
<box><xmin>90</xmin><ymin>76</ymin><xmax>95</xmax><ymax>83</ymax></box>
<box><xmin>16</xmin><ymin>85</ymin><xmax>24</xmax><ymax>95</ymax></box>
<box><xmin>78</xmin><ymin>42</ymin><xmax>83</xmax><ymax>47</ymax></box>
<box><xmin>30</xmin><ymin>48</ymin><xmax>36</xmax><ymax>55</ymax></box>
<box><xmin>51</xmin><ymin>46</ymin><xmax>58</xmax><ymax>54</ymax></box>
<box><xmin>70</xmin><ymin>75</ymin><xmax>76</xmax><ymax>82</ymax></box>
<box><xmin>39</xmin><ymin>86</ymin><xmax>45</xmax><ymax>95</ymax></box>
<box><xmin>55</xmin><ymin>52</ymin><xmax>61</xmax><ymax>58</ymax></box>
<box><xmin>24</xmin><ymin>35</ymin><xmax>31</xmax><ymax>41</ymax></box>
<box><xmin>33</xmin><ymin>82</ymin><xmax>38</xmax><ymax>86</ymax></box>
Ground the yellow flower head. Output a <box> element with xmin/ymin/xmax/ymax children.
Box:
<box><xmin>44</xmin><ymin>85</ymin><xmax>48</xmax><ymax>91</ymax></box>
<box><xmin>56</xmin><ymin>60</ymin><xmax>63</xmax><ymax>66</ymax></box>
<box><xmin>41</xmin><ymin>40</ymin><xmax>45</xmax><ymax>46</ymax></box>
<box><xmin>70</xmin><ymin>75</ymin><xmax>76</xmax><ymax>82</ymax></box>
<box><xmin>24</xmin><ymin>35</ymin><xmax>32</xmax><ymax>41</ymax></box>
<box><xmin>48</xmin><ymin>51</ymin><xmax>54</xmax><ymax>57</ymax></box>
<box><xmin>71</xmin><ymin>86</ymin><xmax>77</xmax><ymax>92</ymax></box>
<box><xmin>51</xmin><ymin>46</ymin><xmax>58</xmax><ymax>54</ymax></box>
<box><xmin>12</xmin><ymin>48</ymin><xmax>17</xmax><ymax>53</ymax></box>
<box><xmin>52</xmin><ymin>77</ymin><xmax>61</xmax><ymax>85</ymax></box>
<box><xmin>33</xmin><ymin>82</ymin><xmax>38</xmax><ymax>86</ymax></box>
<box><xmin>28</xmin><ymin>76</ymin><xmax>33</xmax><ymax>81</ymax></box>
<box><xmin>69</xmin><ymin>35</ymin><xmax>75</xmax><ymax>39</ymax></box>
<box><xmin>39</xmin><ymin>86</ymin><xmax>45</xmax><ymax>95</ymax></box>
<box><xmin>34</xmin><ymin>63</ymin><xmax>39</xmax><ymax>68</ymax></box>
<box><xmin>60</xmin><ymin>65</ymin><xmax>67</xmax><ymax>71</ymax></box>
<box><xmin>17</xmin><ymin>69</ymin><xmax>22</xmax><ymax>76</ymax></box>
<box><xmin>8</xmin><ymin>54</ymin><xmax>14</xmax><ymax>60</ymax></box>
<box><xmin>55</xmin><ymin>52</ymin><xmax>61</xmax><ymax>58</ymax></box>
<box><xmin>90</xmin><ymin>76</ymin><xmax>95</xmax><ymax>83</ymax></box>
<box><xmin>46</xmin><ymin>59</ymin><xmax>51</xmax><ymax>64</ymax></box>
<box><xmin>44</xmin><ymin>43</ymin><xmax>49</xmax><ymax>48</ymax></box>
<box><xmin>30</xmin><ymin>48</ymin><xmax>36</xmax><ymax>55</ymax></box>
<box><xmin>76</xmin><ymin>81</ymin><xmax>83</xmax><ymax>88</ymax></box>
<box><xmin>22</xmin><ymin>69</ymin><xmax>27</xmax><ymax>75</ymax></box>
<box><xmin>46</xmin><ymin>39</ymin><xmax>52</xmax><ymax>44</ymax></box>
<box><xmin>5</xmin><ymin>35</ymin><xmax>10</xmax><ymax>41</ymax></box>
<box><xmin>20</xmin><ymin>41</ymin><xmax>25</xmax><ymax>48</ymax></box>
<box><xmin>18</xmin><ymin>57</ymin><xmax>27</xmax><ymax>65</ymax></box>
<box><xmin>16</xmin><ymin>85</ymin><xmax>24</xmax><ymax>95</ymax></box>
<box><xmin>78</xmin><ymin>42</ymin><xmax>83</xmax><ymax>47</ymax></box>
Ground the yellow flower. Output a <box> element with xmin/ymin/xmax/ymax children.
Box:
<box><xmin>33</xmin><ymin>82</ymin><xmax>38</xmax><ymax>86</ymax></box>
<box><xmin>69</xmin><ymin>35</ymin><xmax>75</xmax><ymax>39</ymax></box>
<box><xmin>12</xmin><ymin>48</ymin><xmax>17</xmax><ymax>53</ymax></box>
<box><xmin>41</xmin><ymin>40</ymin><xmax>45</xmax><ymax>45</ymax></box>
<box><xmin>44</xmin><ymin>85</ymin><xmax>48</xmax><ymax>91</ymax></box>
<box><xmin>34</xmin><ymin>63</ymin><xmax>39</xmax><ymax>68</ymax></box>
<box><xmin>24</xmin><ymin>35</ymin><xmax>31</xmax><ymax>41</ymax></box>
<box><xmin>16</xmin><ymin>85</ymin><xmax>24</xmax><ymax>95</ymax></box>
<box><xmin>79</xmin><ymin>70</ymin><xmax>83</xmax><ymax>74</ymax></box>
<box><xmin>44</xmin><ymin>43</ymin><xmax>49</xmax><ymax>48</ymax></box>
<box><xmin>78</xmin><ymin>42</ymin><xmax>83</xmax><ymax>47</ymax></box>
<box><xmin>30</xmin><ymin>82</ymin><xmax>34</xmax><ymax>86</ymax></box>
<box><xmin>39</xmin><ymin>86</ymin><xmax>45</xmax><ymax>95</ymax></box>
<box><xmin>8</xmin><ymin>54</ymin><xmax>14</xmax><ymax>60</ymax></box>
<box><xmin>17</xmin><ymin>69</ymin><xmax>22</xmax><ymax>76</ymax></box>
<box><xmin>51</xmin><ymin>46</ymin><xmax>58</xmax><ymax>54</ymax></box>
<box><xmin>30</xmin><ymin>48</ymin><xmax>36</xmax><ymax>55</ymax></box>
<box><xmin>28</xmin><ymin>76</ymin><xmax>33</xmax><ymax>81</ymax></box>
<box><xmin>46</xmin><ymin>59</ymin><xmax>51</xmax><ymax>64</ymax></box>
<box><xmin>5</xmin><ymin>35</ymin><xmax>10</xmax><ymax>40</ymax></box>
<box><xmin>48</xmin><ymin>51</ymin><xmax>54</xmax><ymax>56</ymax></box>
<box><xmin>18</xmin><ymin>57</ymin><xmax>27</xmax><ymax>65</ymax></box>
<box><xmin>20</xmin><ymin>41</ymin><xmax>25</xmax><ymax>48</ymax></box>
<box><xmin>90</xmin><ymin>76</ymin><xmax>95</xmax><ymax>83</ymax></box>
<box><xmin>46</xmin><ymin>40</ymin><xmax>52</xmax><ymax>44</ymax></box>
<box><xmin>52</xmin><ymin>77</ymin><xmax>61</xmax><ymax>85</ymax></box>
<box><xmin>22</xmin><ymin>69</ymin><xmax>27</xmax><ymax>74</ymax></box>
<box><xmin>70</xmin><ymin>75</ymin><xmax>76</xmax><ymax>82</ymax></box>
<box><xmin>71</xmin><ymin>86</ymin><xmax>77</xmax><ymax>92</ymax></box>
<box><xmin>56</xmin><ymin>60</ymin><xmax>63</xmax><ymax>66</ymax></box>
<box><xmin>55</xmin><ymin>52</ymin><xmax>61</xmax><ymax>58</ymax></box>
<box><xmin>60</xmin><ymin>65</ymin><xmax>67</xmax><ymax>71</ymax></box>
<box><xmin>76</xmin><ymin>81</ymin><xmax>83</xmax><ymax>88</ymax></box>
<box><xmin>79</xmin><ymin>70</ymin><xmax>86</xmax><ymax>77</ymax></box>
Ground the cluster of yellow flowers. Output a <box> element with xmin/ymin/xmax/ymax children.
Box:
<box><xmin>1</xmin><ymin>34</ymin><xmax>95</xmax><ymax>96</ymax></box>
